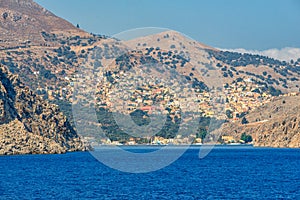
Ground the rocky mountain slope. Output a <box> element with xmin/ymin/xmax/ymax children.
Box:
<box><xmin>0</xmin><ymin>65</ymin><xmax>86</xmax><ymax>155</ymax></box>
<box><xmin>0</xmin><ymin>0</ymin><xmax>88</xmax><ymax>49</ymax></box>
<box><xmin>220</xmin><ymin>95</ymin><xmax>300</xmax><ymax>148</ymax></box>
<box><xmin>125</xmin><ymin>30</ymin><xmax>300</xmax><ymax>93</ymax></box>
<box><xmin>0</xmin><ymin>1</ymin><xmax>299</xmax><ymax>148</ymax></box>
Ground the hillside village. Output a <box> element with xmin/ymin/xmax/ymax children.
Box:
<box><xmin>0</xmin><ymin>0</ymin><xmax>300</xmax><ymax>149</ymax></box>
<box><xmin>2</xmin><ymin>32</ymin><xmax>299</xmax><ymax>147</ymax></box>
<box><xmin>85</xmin><ymin>69</ymin><xmax>299</xmax><ymax>146</ymax></box>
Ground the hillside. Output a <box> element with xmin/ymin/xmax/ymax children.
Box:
<box><xmin>220</xmin><ymin>95</ymin><xmax>300</xmax><ymax>148</ymax></box>
<box><xmin>0</xmin><ymin>0</ymin><xmax>88</xmax><ymax>49</ymax></box>
<box><xmin>0</xmin><ymin>0</ymin><xmax>110</xmax><ymax>121</ymax></box>
<box><xmin>124</xmin><ymin>30</ymin><xmax>300</xmax><ymax>93</ymax></box>
<box><xmin>0</xmin><ymin>1</ymin><xmax>299</xmax><ymax>147</ymax></box>
<box><xmin>0</xmin><ymin>65</ymin><xmax>86</xmax><ymax>155</ymax></box>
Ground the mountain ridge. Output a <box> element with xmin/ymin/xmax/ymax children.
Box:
<box><xmin>0</xmin><ymin>0</ymin><xmax>88</xmax><ymax>49</ymax></box>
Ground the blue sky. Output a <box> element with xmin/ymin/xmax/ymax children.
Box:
<box><xmin>36</xmin><ymin>0</ymin><xmax>300</xmax><ymax>50</ymax></box>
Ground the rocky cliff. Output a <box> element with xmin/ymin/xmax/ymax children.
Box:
<box><xmin>0</xmin><ymin>65</ymin><xmax>86</xmax><ymax>155</ymax></box>
<box><xmin>220</xmin><ymin>96</ymin><xmax>300</xmax><ymax>148</ymax></box>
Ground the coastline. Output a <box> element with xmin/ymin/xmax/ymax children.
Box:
<box><xmin>2</xmin><ymin>144</ymin><xmax>300</xmax><ymax>156</ymax></box>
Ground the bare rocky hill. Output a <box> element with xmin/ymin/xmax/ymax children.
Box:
<box><xmin>0</xmin><ymin>65</ymin><xmax>86</xmax><ymax>155</ymax></box>
<box><xmin>0</xmin><ymin>0</ymin><xmax>88</xmax><ymax>49</ymax></box>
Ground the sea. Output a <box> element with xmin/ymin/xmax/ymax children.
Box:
<box><xmin>0</xmin><ymin>146</ymin><xmax>299</xmax><ymax>199</ymax></box>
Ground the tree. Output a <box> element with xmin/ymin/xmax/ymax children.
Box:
<box><xmin>2</xmin><ymin>12</ymin><xmax>8</xmax><ymax>20</ymax></box>
<box><xmin>197</xmin><ymin>127</ymin><xmax>208</xmax><ymax>142</ymax></box>
<box><xmin>268</xmin><ymin>86</ymin><xmax>282</xmax><ymax>96</ymax></box>
<box><xmin>241</xmin><ymin>133</ymin><xmax>253</xmax><ymax>143</ymax></box>
<box><xmin>236</xmin><ymin>77</ymin><xmax>244</xmax><ymax>82</ymax></box>
<box><xmin>226</xmin><ymin>110</ymin><xmax>233</xmax><ymax>119</ymax></box>
<box><xmin>252</xmin><ymin>88</ymin><xmax>261</xmax><ymax>94</ymax></box>
<box><xmin>76</xmin><ymin>24</ymin><xmax>80</xmax><ymax>28</ymax></box>
<box><xmin>241</xmin><ymin>117</ymin><xmax>249</xmax><ymax>124</ymax></box>
<box><xmin>262</xmin><ymin>71</ymin><xmax>267</xmax><ymax>76</ymax></box>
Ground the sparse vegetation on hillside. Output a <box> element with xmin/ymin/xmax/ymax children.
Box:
<box><xmin>241</xmin><ymin>133</ymin><xmax>253</xmax><ymax>143</ymax></box>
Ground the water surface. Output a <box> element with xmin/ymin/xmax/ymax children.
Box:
<box><xmin>0</xmin><ymin>146</ymin><xmax>299</xmax><ymax>199</ymax></box>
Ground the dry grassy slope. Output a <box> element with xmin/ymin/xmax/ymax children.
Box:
<box><xmin>124</xmin><ymin>30</ymin><xmax>217</xmax><ymax>51</ymax></box>
<box><xmin>0</xmin><ymin>0</ymin><xmax>112</xmax><ymax>103</ymax></box>
<box><xmin>124</xmin><ymin>30</ymin><xmax>217</xmax><ymax>66</ymax></box>
<box><xmin>220</xmin><ymin>96</ymin><xmax>300</xmax><ymax>148</ymax></box>
<box><xmin>125</xmin><ymin>30</ymin><xmax>300</xmax><ymax>93</ymax></box>
<box><xmin>0</xmin><ymin>0</ymin><xmax>88</xmax><ymax>48</ymax></box>
<box><xmin>124</xmin><ymin>30</ymin><xmax>224</xmax><ymax>88</ymax></box>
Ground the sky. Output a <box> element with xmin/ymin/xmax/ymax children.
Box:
<box><xmin>35</xmin><ymin>0</ymin><xmax>300</xmax><ymax>60</ymax></box>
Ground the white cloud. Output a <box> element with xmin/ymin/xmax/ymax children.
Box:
<box><xmin>217</xmin><ymin>47</ymin><xmax>300</xmax><ymax>62</ymax></box>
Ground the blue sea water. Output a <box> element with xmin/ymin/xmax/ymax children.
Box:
<box><xmin>0</xmin><ymin>146</ymin><xmax>299</xmax><ymax>199</ymax></box>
